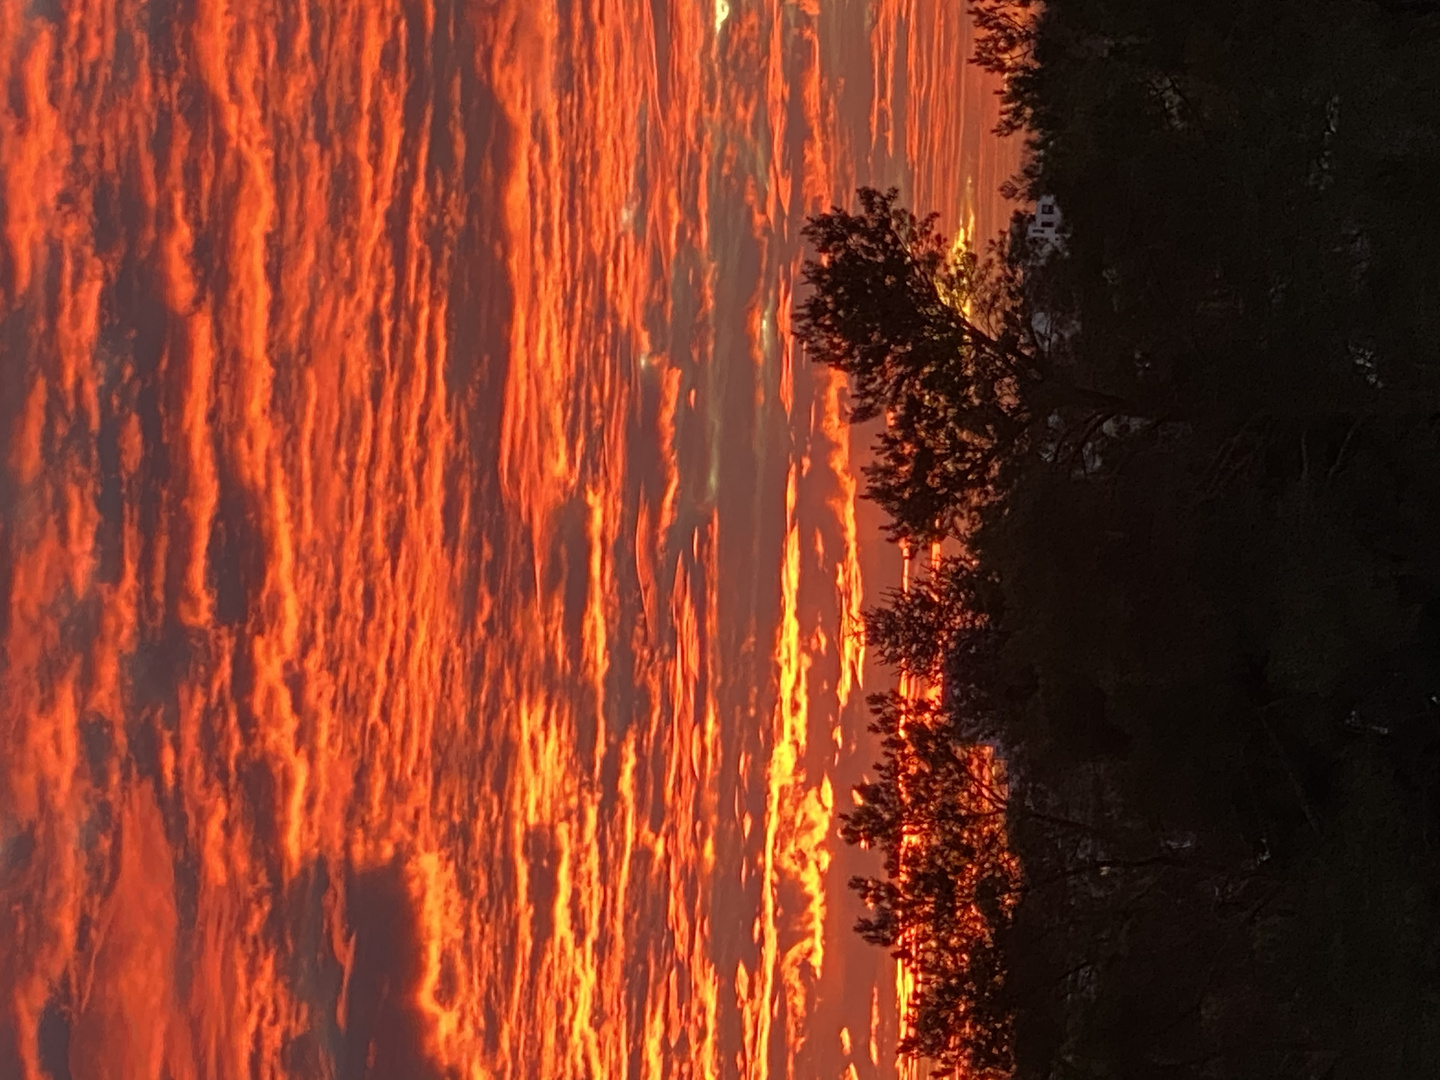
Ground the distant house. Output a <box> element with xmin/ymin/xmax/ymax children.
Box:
<box><xmin>1018</xmin><ymin>195</ymin><xmax>1077</xmax><ymax>351</ymax></box>
<box><xmin>1027</xmin><ymin>194</ymin><xmax>1064</xmax><ymax>250</ymax></box>
<box><xmin>1007</xmin><ymin>193</ymin><xmax>1065</xmax><ymax>262</ymax></box>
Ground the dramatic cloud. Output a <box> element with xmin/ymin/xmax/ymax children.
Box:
<box><xmin>1</xmin><ymin>2</ymin><xmax>1013</xmax><ymax>1078</ymax></box>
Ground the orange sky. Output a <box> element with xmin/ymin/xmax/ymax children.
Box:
<box><xmin>0</xmin><ymin>1</ymin><xmax>1018</xmax><ymax>1078</ymax></box>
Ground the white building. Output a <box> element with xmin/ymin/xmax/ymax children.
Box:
<box><xmin>1027</xmin><ymin>193</ymin><xmax>1064</xmax><ymax>249</ymax></box>
<box><xmin>1013</xmin><ymin>194</ymin><xmax>1080</xmax><ymax>355</ymax></box>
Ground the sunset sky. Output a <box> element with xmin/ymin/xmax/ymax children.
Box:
<box><xmin>0</xmin><ymin>2</ymin><xmax>1019</xmax><ymax>1078</ymax></box>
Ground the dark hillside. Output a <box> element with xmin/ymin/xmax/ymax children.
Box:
<box><xmin>806</xmin><ymin>2</ymin><xmax>1440</xmax><ymax>1075</ymax></box>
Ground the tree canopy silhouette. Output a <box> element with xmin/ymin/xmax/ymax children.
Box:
<box><xmin>817</xmin><ymin>0</ymin><xmax>1440</xmax><ymax>1074</ymax></box>
<box><xmin>796</xmin><ymin>187</ymin><xmax>1040</xmax><ymax>542</ymax></box>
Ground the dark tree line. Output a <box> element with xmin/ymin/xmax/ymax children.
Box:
<box><xmin>802</xmin><ymin>1</ymin><xmax>1440</xmax><ymax>1076</ymax></box>
<box><xmin>840</xmin><ymin>689</ymin><xmax>1019</xmax><ymax>1075</ymax></box>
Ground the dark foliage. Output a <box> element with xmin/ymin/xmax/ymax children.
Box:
<box><xmin>820</xmin><ymin>0</ymin><xmax>1440</xmax><ymax>1076</ymax></box>
<box><xmin>797</xmin><ymin>188</ymin><xmax>1039</xmax><ymax>542</ymax></box>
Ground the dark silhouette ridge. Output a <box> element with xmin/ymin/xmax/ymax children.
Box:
<box><xmin>802</xmin><ymin>1</ymin><xmax>1440</xmax><ymax>1074</ymax></box>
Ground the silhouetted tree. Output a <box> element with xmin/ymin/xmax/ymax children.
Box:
<box><xmin>826</xmin><ymin>1</ymin><xmax>1440</xmax><ymax>1075</ymax></box>
<box><xmin>863</xmin><ymin>555</ymin><xmax>997</xmax><ymax>679</ymax></box>
<box><xmin>797</xmin><ymin>187</ymin><xmax>1042</xmax><ymax>541</ymax></box>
